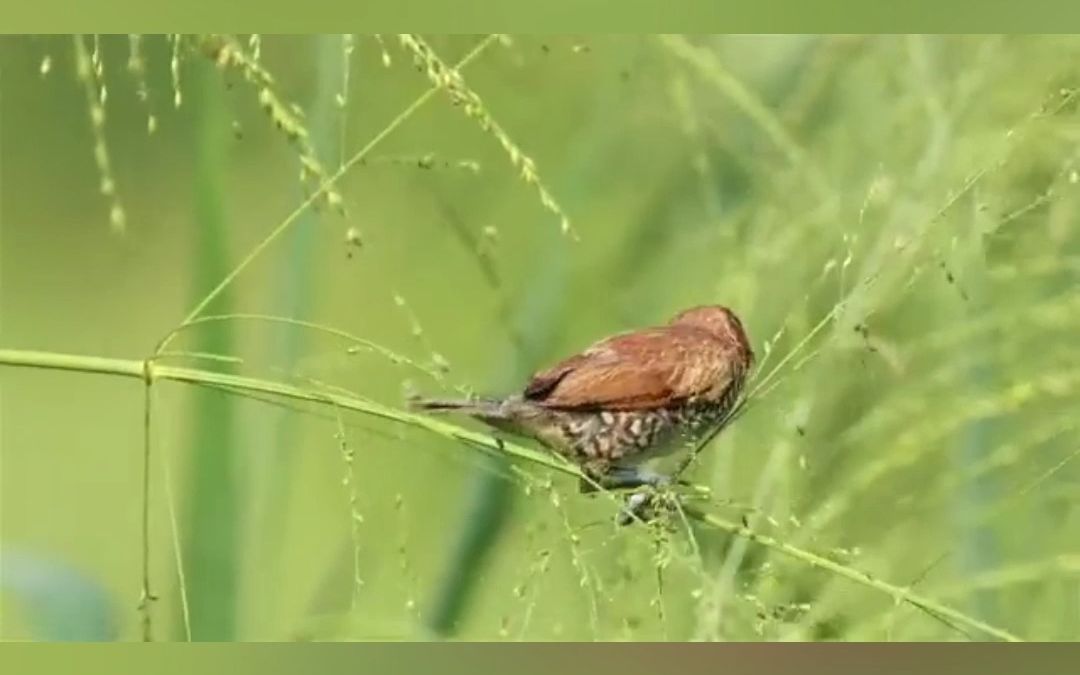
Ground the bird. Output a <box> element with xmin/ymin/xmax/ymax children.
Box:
<box><xmin>410</xmin><ymin>305</ymin><xmax>754</xmax><ymax>519</ymax></box>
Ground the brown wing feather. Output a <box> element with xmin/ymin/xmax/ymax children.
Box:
<box><xmin>523</xmin><ymin>326</ymin><xmax>733</xmax><ymax>410</ymax></box>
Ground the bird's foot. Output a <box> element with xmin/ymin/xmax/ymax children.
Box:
<box><xmin>601</xmin><ymin>468</ymin><xmax>685</xmax><ymax>527</ymax></box>
<box><xmin>615</xmin><ymin>491</ymin><xmax>656</xmax><ymax>526</ymax></box>
<box><xmin>614</xmin><ymin>489</ymin><xmax>685</xmax><ymax>527</ymax></box>
<box><xmin>574</xmin><ymin>465</ymin><xmax>696</xmax><ymax>527</ymax></box>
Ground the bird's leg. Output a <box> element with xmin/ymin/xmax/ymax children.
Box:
<box><xmin>590</xmin><ymin>465</ymin><xmax>698</xmax><ymax>492</ymax></box>
<box><xmin>577</xmin><ymin>464</ymin><xmax>671</xmax><ymax>493</ymax></box>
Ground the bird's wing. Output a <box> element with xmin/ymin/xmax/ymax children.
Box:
<box><xmin>523</xmin><ymin>326</ymin><xmax>733</xmax><ymax>410</ymax></box>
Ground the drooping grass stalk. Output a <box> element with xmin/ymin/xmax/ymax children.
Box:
<box><xmin>167</xmin><ymin>314</ymin><xmax>446</xmax><ymax>381</ymax></box>
<box><xmin>72</xmin><ymin>34</ymin><xmax>126</xmax><ymax>233</ymax></box>
<box><xmin>0</xmin><ymin>350</ymin><xmax>571</xmax><ymax>474</ymax></box>
<box><xmin>397</xmin><ymin>34</ymin><xmax>575</xmax><ymax>238</ymax></box>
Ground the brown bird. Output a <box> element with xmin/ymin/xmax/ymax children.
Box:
<box><xmin>411</xmin><ymin>305</ymin><xmax>754</xmax><ymax>508</ymax></box>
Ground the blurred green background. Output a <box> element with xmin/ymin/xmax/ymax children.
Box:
<box><xmin>1</xmin><ymin>34</ymin><xmax>1079</xmax><ymax>642</ymax></box>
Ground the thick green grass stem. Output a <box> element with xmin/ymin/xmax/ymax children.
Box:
<box><xmin>423</xmin><ymin>236</ymin><xmax>569</xmax><ymax>637</ymax></box>
<box><xmin>184</xmin><ymin>61</ymin><xmax>237</xmax><ymax>641</ymax></box>
<box><xmin>256</xmin><ymin>35</ymin><xmax>349</xmax><ymax>624</ymax></box>
<box><xmin>422</xmin><ymin>75</ymin><xmax>630</xmax><ymax>636</ymax></box>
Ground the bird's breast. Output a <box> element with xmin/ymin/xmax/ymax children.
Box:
<box><xmin>539</xmin><ymin>400</ymin><xmax>732</xmax><ymax>463</ymax></box>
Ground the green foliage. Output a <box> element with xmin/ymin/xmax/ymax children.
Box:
<box><xmin>1</xmin><ymin>34</ymin><xmax>1079</xmax><ymax>641</ymax></box>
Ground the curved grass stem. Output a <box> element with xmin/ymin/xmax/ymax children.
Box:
<box><xmin>0</xmin><ymin>347</ymin><xmax>1023</xmax><ymax>642</ymax></box>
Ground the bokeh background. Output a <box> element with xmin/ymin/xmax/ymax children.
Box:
<box><xmin>1</xmin><ymin>34</ymin><xmax>1079</xmax><ymax>641</ymax></box>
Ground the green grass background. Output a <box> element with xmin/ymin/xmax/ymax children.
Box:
<box><xmin>1</xmin><ymin>34</ymin><xmax>1079</xmax><ymax>641</ymax></box>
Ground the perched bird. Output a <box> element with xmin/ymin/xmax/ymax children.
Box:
<box><xmin>411</xmin><ymin>305</ymin><xmax>754</xmax><ymax>507</ymax></box>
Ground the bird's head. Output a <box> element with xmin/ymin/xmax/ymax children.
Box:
<box><xmin>669</xmin><ymin>305</ymin><xmax>754</xmax><ymax>366</ymax></box>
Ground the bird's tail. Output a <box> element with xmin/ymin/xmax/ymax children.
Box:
<box><xmin>409</xmin><ymin>394</ymin><xmax>543</xmax><ymax>441</ymax></box>
<box><xmin>407</xmin><ymin>395</ymin><xmax>511</xmax><ymax>419</ymax></box>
